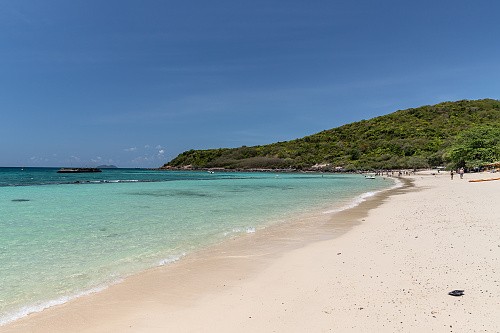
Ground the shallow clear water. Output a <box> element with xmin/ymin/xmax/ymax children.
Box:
<box><xmin>0</xmin><ymin>168</ymin><xmax>394</xmax><ymax>325</ymax></box>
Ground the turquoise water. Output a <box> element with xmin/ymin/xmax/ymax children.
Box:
<box><xmin>0</xmin><ymin>168</ymin><xmax>395</xmax><ymax>325</ymax></box>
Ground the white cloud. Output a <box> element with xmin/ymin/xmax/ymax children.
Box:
<box><xmin>28</xmin><ymin>155</ymin><xmax>52</xmax><ymax>165</ymax></box>
<box><xmin>120</xmin><ymin>144</ymin><xmax>168</xmax><ymax>167</ymax></box>
<box><xmin>131</xmin><ymin>156</ymin><xmax>152</xmax><ymax>165</ymax></box>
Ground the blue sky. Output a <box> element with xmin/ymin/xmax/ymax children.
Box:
<box><xmin>1</xmin><ymin>1</ymin><xmax>499</xmax><ymax>167</ymax></box>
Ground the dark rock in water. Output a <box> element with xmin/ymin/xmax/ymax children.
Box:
<box><xmin>448</xmin><ymin>290</ymin><xmax>464</xmax><ymax>296</ymax></box>
<box><xmin>12</xmin><ymin>199</ymin><xmax>30</xmax><ymax>202</ymax></box>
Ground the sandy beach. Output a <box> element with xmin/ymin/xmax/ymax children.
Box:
<box><xmin>2</xmin><ymin>171</ymin><xmax>499</xmax><ymax>333</ymax></box>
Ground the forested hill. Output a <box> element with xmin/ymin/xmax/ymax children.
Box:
<box><xmin>162</xmin><ymin>99</ymin><xmax>500</xmax><ymax>171</ymax></box>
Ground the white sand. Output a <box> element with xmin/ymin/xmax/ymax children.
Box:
<box><xmin>2</xmin><ymin>172</ymin><xmax>499</xmax><ymax>332</ymax></box>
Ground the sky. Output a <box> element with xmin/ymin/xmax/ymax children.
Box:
<box><xmin>1</xmin><ymin>0</ymin><xmax>499</xmax><ymax>168</ymax></box>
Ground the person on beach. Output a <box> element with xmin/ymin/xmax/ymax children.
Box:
<box><xmin>459</xmin><ymin>167</ymin><xmax>464</xmax><ymax>179</ymax></box>
<box><xmin>450</xmin><ymin>170</ymin><xmax>454</xmax><ymax>180</ymax></box>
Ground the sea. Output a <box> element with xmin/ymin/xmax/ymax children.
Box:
<box><xmin>0</xmin><ymin>167</ymin><xmax>397</xmax><ymax>325</ymax></box>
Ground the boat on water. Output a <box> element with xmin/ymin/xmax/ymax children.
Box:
<box><xmin>57</xmin><ymin>168</ymin><xmax>102</xmax><ymax>173</ymax></box>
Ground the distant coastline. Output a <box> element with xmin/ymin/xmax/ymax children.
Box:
<box><xmin>57</xmin><ymin>168</ymin><xmax>102</xmax><ymax>173</ymax></box>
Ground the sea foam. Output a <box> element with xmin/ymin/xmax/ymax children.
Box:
<box><xmin>158</xmin><ymin>253</ymin><xmax>186</xmax><ymax>266</ymax></box>
<box><xmin>0</xmin><ymin>252</ymin><xmax>188</xmax><ymax>327</ymax></box>
<box><xmin>0</xmin><ymin>282</ymin><xmax>115</xmax><ymax>326</ymax></box>
<box><xmin>322</xmin><ymin>178</ymin><xmax>402</xmax><ymax>214</ymax></box>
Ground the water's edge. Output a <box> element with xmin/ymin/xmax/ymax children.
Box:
<box><xmin>1</xmin><ymin>176</ymin><xmax>410</xmax><ymax>327</ymax></box>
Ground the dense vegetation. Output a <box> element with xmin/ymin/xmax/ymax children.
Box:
<box><xmin>162</xmin><ymin>99</ymin><xmax>500</xmax><ymax>170</ymax></box>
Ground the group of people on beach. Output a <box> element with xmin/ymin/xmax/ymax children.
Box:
<box><xmin>450</xmin><ymin>167</ymin><xmax>464</xmax><ymax>180</ymax></box>
<box><xmin>374</xmin><ymin>170</ymin><xmax>415</xmax><ymax>177</ymax></box>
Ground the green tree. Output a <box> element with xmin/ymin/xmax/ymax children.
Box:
<box><xmin>447</xmin><ymin>126</ymin><xmax>500</xmax><ymax>169</ymax></box>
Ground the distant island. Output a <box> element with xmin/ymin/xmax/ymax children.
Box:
<box><xmin>161</xmin><ymin>99</ymin><xmax>500</xmax><ymax>171</ymax></box>
<box><xmin>97</xmin><ymin>165</ymin><xmax>118</xmax><ymax>169</ymax></box>
<box><xmin>57</xmin><ymin>168</ymin><xmax>102</xmax><ymax>173</ymax></box>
